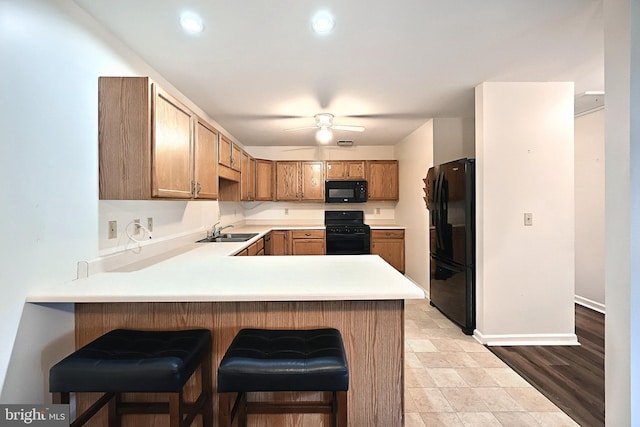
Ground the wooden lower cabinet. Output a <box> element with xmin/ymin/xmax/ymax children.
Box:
<box><xmin>266</xmin><ymin>229</ymin><xmax>326</xmax><ymax>255</ymax></box>
<box><xmin>269</xmin><ymin>230</ymin><xmax>290</xmax><ymax>255</ymax></box>
<box><xmin>246</xmin><ymin>238</ymin><xmax>260</xmax><ymax>255</ymax></box>
<box><xmin>291</xmin><ymin>230</ymin><xmax>325</xmax><ymax>255</ymax></box>
<box><xmin>371</xmin><ymin>229</ymin><xmax>405</xmax><ymax>273</ymax></box>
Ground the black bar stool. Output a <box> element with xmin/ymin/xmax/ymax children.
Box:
<box><xmin>49</xmin><ymin>328</ymin><xmax>213</xmax><ymax>427</ymax></box>
<box><xmin>217</xmin><ymin>328</ymin><xmax>349</xmax><ymax>427</ymax></box>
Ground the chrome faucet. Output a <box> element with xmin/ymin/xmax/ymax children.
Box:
<box><xmin>216</xmin><ymin>224</ymin><xmax>234</xmax><ymax>236</ymax></box>
<box><xmin>210</xmin><ymin>222</ymin><xmax>234</xmax><ymax>238</ymax></box>
<box><xmin>210</xmin><ymin>222</ymin><xmax>221</xmax><ymax>238</ymax></box>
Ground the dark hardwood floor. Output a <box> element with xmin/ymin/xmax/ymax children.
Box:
<box><xmin>489</xmin><ymin>305</ymin><xmax>605</xmax><ymax>427</ymax></box>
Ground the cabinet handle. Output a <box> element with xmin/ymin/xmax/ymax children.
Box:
<box><xmin>305</xmin><ymin>233</ymin><xmax>311</xmax><ymax>236</ymax></box>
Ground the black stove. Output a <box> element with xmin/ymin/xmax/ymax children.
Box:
<box><xmin>324</xmin><ymin>210</ymin><xmax>371</xmax><ymax>255</ymax></box>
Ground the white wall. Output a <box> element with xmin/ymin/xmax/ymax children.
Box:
<box><xmin>0</xmin><ymin>0</ymin><xmax>226</xmax><ymax>402</ymax></box>
<box><xmin>574</xmin><ymin>109</ymin><xmax>605</xmax><ymax>312</ymax></box>
<box><xmin>474</xmin><ymin>82</ymin><xmax>577</xmax><ymax>345</ymax></box>
<box><xmin>433</xmin><ymin>117</ymin><xmax>476</xmax><ymax>164</ymax></box>
<box><xmin>603</xmin><ymin>0</ymin><xmax>638</xmax><ymax>423</ymax></box>
<box><xmin>395</xmin><ymin>120</ymin><xmax>434</xmax><ymax>292</ymax></box>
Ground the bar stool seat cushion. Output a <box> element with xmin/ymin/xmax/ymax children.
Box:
<box><xmin>50</xmin><ymin>329</ymin><xmax>211</xmax><ymax>393</ymax></box>
<box><xmin>217</xmin><ymin>328</ymin><xmax>349</xmax><ymax>393</ymax></box>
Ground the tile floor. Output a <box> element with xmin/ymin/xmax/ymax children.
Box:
<box><xmin>404</xmin><ymin>298</ymin><xmax>579</xmax><ymax>427</ymax></box>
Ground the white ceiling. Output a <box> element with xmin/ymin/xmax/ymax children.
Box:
<box><xmin>74</xmin><ymin>0</ymin><xmax>604</xmax><ymax>146</ymax></box>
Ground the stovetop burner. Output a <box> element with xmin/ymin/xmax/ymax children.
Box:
<box><xmin>324</xmin><ymin>210</ymin><xmax>366</xmax><ymax>226</ymax></box>
<box><xmin>324</xmin><ymin>210</ymin><xmax>371</xmax><ymax>255</ymax></box>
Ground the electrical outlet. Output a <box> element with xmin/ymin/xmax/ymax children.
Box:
<box><xmin>147</xmin><ymin>217</ymin><xmax>153</xmax><ymax>232</ymax></box>
<box><xmin>375</xmin><ymin>208</ymin><xmax>380</xmax><ymax>214</ymax></box>
<box><xmin>524</xmin><ymin>212</ymin><xmax>533</xmax><ymax>226</ymax></box>
<box><xmin>108</xmin><ymin>221</ymin><xmax>117</xmax><ymax>239</ymax></box>
<box><xmin>134</xmin><ymin>219</ymin><xmax>140</xmax><ymax>235</ymax></box>
<box><xmin>285</xmin><ymin>208</ymin><xmax>289</xmax><ymax>215</ymax></box>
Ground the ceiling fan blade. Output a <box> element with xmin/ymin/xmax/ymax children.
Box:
<box><xmin>284</xmin><ymin>126</ymin><xmax>318</xmax><ymax>132</ymax></box>
<box><xmin>332</xmin><ymin>125</ymin><xmax>365</xmax><ymax>132</ymax></box>
<box><xmin>345</xmin><ymin>113</ymin><xmax>429</xmax><ymax>120</ymax></box>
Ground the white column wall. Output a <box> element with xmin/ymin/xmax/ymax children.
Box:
<box><xmin>474</xmin><ymin>82</ymin><xmax>577</xmax><ymax>345</ymax></box>
<box><xmin>603</xmin><ymin>0</ymin><xmax>638</xmax><ymax>423</ymax></box>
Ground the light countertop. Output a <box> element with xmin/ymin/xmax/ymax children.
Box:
<box><xmin>27</xmin><ymin>223</ymin><xmax>423</xmax><ymax>304</ymax></box>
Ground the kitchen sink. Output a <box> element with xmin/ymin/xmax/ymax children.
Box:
<box><xmin>196</xmin><ymin>233</ymin><xmax>259</xmax><ymax>243</ymax></box>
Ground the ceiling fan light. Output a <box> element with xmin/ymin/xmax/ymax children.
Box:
<box><xmin>316</xmin><ymin>127</ymin><xmax>333</xmax><ymax>144</ymax></box>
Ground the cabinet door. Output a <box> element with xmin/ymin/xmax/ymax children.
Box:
<box><xmin>301</xmin><ymin>161</ymin><xmax>324</xmax><ymax>201</ymax></box>
<box><xmin>231</xmin><ymin>143</ymin><xmax>242</xmax><ymax>172</ymax></box>
<box><xmin>325</xmin><ymin>161</ymin><xmax>346</xmax><ymax>179</ymax></box>
<box><xmin>218</xmin><ymin>135</ymin><xmax>232</xmax><ymax>168</ymax></box>
<box><xmin>263</xmin><ymin>232</ymin><xmax>272</xmax><ymax>255</ymax></box>
<box><xmin>346</xmin><ymin>161</ymin><xmax>366</xmax><ymax>179</ymax></box>
<box><xmin>194</xmin><ymin>119</ymin><xmax>218</xmax><ymax>199</ymax></box>
<box><xmin>240</xmin><ymin>151</ymin><xmax>255</xmax><ymax>201</ymax></box>
<box><xmin>255</xmin><ymin>159</ymin><xmax>274</xmax><ymax>200</ymax></box>
<box><xmin>152</xmin><ymin>85</ymin><xmax>194</xmax><ymax>198</ymax></box>
<box><xmin>325</xmin><ymin>161</ymin><xmax>365</xmax><ymax>180</ymax></box>
<box><xmin>270</xmin><ymin>230</ymin><xmax>290</xmax><ymax>255</ymax></box>
<box><xmin>276</xmin><ymin>162</ymin><xmax>300</xmax><ymax>201</ymax></box>
<box><xmin>291</xmin><ymin>239</ymin><xmax>325</xmax><ymax>255</ymax></box>
<box><xmin>371</xmin><ymin>230</ymin><xmax>405</xmax><ymax>273</ymax></box>
<box><xmin>247</xmin><ymin>241</ymin><xmax>259</xmax><ymax>256</ymax></box>
<box><xmin>367</xmin><ymin>160</ymin><xmax>399</xmax><ymax>201</ymax></box>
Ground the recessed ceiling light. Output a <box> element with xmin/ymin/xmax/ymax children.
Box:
<box><xmin>180</xmin><ymin>11</ymin><xmax>204</xmax><ymax>34</ymax></box>
<box><xmin>312</xmin><ymin>12</ymin><xmax>335</xmax><ymax>34</ymax></box>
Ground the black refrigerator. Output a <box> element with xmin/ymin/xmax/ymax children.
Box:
<box><xmin>425</xmin><ymin>158</ymin><xmax>475</xmax><ymax>335</ymax></box>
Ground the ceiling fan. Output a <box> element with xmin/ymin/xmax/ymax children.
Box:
<box><xmin>284</xmin><ymin>113</ymin><xmax>364</xmax><ymax>143</ymax></box>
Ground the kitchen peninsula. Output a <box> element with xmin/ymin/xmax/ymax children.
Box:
<box><xmin>27</xmin><ymin>233</ymin><xmax>424</xmax><ymax>426</ymax></box>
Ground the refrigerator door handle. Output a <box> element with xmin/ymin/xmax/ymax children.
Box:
<box><xmin>435</xmin><ymin>171</ymin><xmax>446</xmax><ymax>250</ymax></box>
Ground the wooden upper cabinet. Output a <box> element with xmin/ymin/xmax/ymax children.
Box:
<box><xmin>276</xmin><ymin>161</ymin><xmax>324</xmax><ymax>201</ymax></box>
<box><xmin>231</xmin><ymin>143</ymin><xmax>242</xmax><ymax>172</ymax></box>
<box><xmin>99</xmin><ymin>76</ymin><xmax>218</xmax><ymax>200</ymax></box>
<box><xmin>255</xmin><ymin>159</ymin><xmax>274</xmax><ymax>201</ymax></box>
<box><xmin>151</xmin><ymin>85</ymin><xmax>194</xmax><ymax>198</ymax></box>
<box><xmin>193</xmin><ymin>118</ymin><xmax>219</xmax><ymax>199</ymax></box>
<box><xmin>240</xmin><ymin>150</ymin><xmax>255</xmax><ymax>201</ymax></box>
<box><xmin>325</xmin><ymin>161</ymin><xmax>365</xmax><ymax>180</ymax></box>
<box><xmin>366</xmin><ymin>160</ymin><xmax>399</xmax><ymax>201</ymax></box>
<box><xmin>275</xmin><ymin>161</ymin><xmax>300</xmax><ymax>201</ymax></box>
<box><xmin>301</xmin><ymin>161</ymin><xmax>324</xmax><ymax>201</ymax></box>
<box><xmin>218</xmin><ymin>135</ymin><xmax>232</xmax><ymax>168</ymax></box>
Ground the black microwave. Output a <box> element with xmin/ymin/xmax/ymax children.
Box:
<box><xmin>325</xmin><ymin>180</ymin><xmax>368</xmax><ymax>203</ymax></box>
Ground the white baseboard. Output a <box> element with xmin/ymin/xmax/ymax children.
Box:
<box><xmin>575</xmin><ymin>295</ymin><xmax>606</xmax><ymax>314</ymax></box>
<box><xmin>473</xmin><ymin>330</ymin><xmax>580</xmax><ymax>347</ymax></box>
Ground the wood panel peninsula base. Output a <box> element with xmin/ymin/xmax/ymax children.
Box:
<box><xmin>75</xmin><ymin>299</ymin><xmax>405</xmax><ymax>427</ymax></box>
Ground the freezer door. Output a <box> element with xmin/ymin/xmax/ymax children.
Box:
<box><xmin>430</xmin><ymin>256</ymin><xmax>475</xmax><ymax>335</ymax></box>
